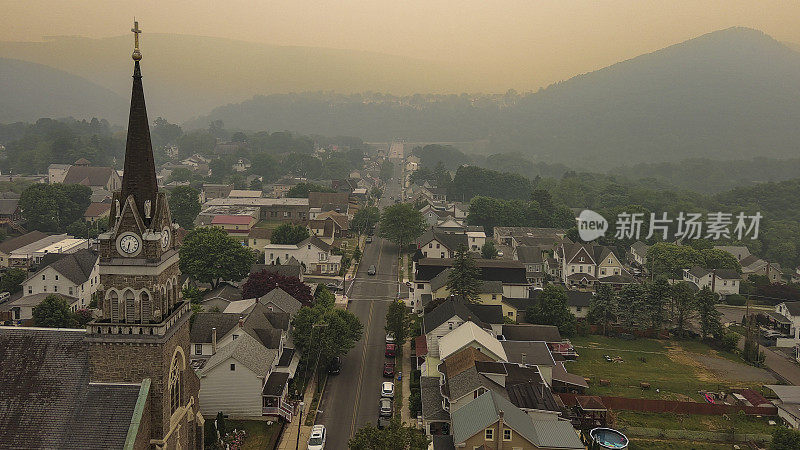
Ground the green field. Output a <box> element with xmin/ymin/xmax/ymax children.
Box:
<box><xmin>628</xmin><ymin>439</ymin><xmax>734</xmax><ymax>450</ymax></box>
<box><xmin>225</xmin><ymin>420</ymin><xmax>281</xmax><ymax>450</ymax></box>
<box><xmin>567</xmin><ymin>335</ymin><xmax>762</xmax><ymax>401</ymax></box>
<box><xmin>615</xmin><ymin>410</ymin><xmax>775</xmax><ymax>435</ymax></box>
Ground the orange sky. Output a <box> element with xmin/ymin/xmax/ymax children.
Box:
<box><xmin>2</xmin><ymin>0</ymin><xmax>799</xmax><ymax>89</ymax></box>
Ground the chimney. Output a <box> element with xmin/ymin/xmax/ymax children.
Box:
<box><xmin>212</xmin><ymin>327</ymin><xmax>217</xmax><ymax>353</ymax></box>
<box><xmin>497</xmin><ymin>410</ymin><xmax>504</xmax><ymax>450</ymax></box>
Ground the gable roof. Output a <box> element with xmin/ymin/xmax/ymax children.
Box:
<box><xmin>687</xmin><ymin>266</ymin><xmax>741</xmax><ymax>280</ymax></box>
<box><xmin>500</xmin><ymin>340</ymin><xmax>556</xmax><ymax>366</ymax></box>
<box><xmin>423</xmin><ymin>299</ymin><xmax>487</xmax><ymax>334</ymax></box>
<box><xmin>250</xmin><ymin>262</ymin><xmax>303</xmax><ymax>279</ymax></box>
<box><xmin>465</xmin><ymin>303</ymin><xmax>504</xmax><ymax>324</ymax></box>
<box><xmin>211</xmin><ymin>215</ymin><xmax>253</xmax><ymax>225</ymax></box>
<box><xmin>439</xmin><ymin>321</ymin><xmax>506</xmax><ymax>361</ymax></box>
<box><xmin>190</xmin><ymin>313</ymin><xmax>242</xmax><ymax>342</ymax></box>
<box><xmin>83</xmin><ymin>202</ymin><xmax>111</xmax><ymax>218</ymax></box>
<box><xmin>441</xmin><ymin>346</ymin><xmax>495</xmax><ymax>379</ymax></box>
<box><xmin>501</xmin><ymin>296</ymin><xmax>535</xmax><ymax>312</ymax></box>
<box><xmin>415</xmin><ymin>258</ymin><xmax>527</xmax><ymax>284</ymax></box>
<box><xmin>515</xmin><ymin>246</ymin><xmax>544</xmax><ymax>264</ymax></box>
<box><xmin>0</xmin><ymin>198</ymin><xmax>19</xmax><ymax>216</ymax></box>
<box><xmin>501</xmin><ymin>324</ymin><xmax>562</xmax><ymax>342</ymax></box>
<box><xmin>565</xmin><ymin>290</ymin><xmax>593</xmax><ymax>308</ymax></box>
<box><xmin>199</xmin><ymin>331</ymin><xmax>277</xmax><ymax>377</ymax></box>
<box><xmin>631</xmin><ymin>240</ymin><xmax>649</xmax><ymax>255</ymax></box>
<box><xmin>62</xmin><ymin>165</ymin><xmax>115</xmax><ymax>186</ymax></box>
<box><xmin>29</xmin><ymin>249</ymin><xmax>97</xmax><ymax>285</ymax></box>
<box><xmin>421</xmin><ymin>376</ymin><xmax>450</xmax><ymax>421</ymax></box>
<box><xmin>782</xmin><ymin>301</ymin><xmax>800</xmax><ymax>317</ymax></box>
<box><xmin>0</xmin><ymin>327</ymin><xmax>144</xmax><ymax>449</ymax></box>
<box><xmin>258</xmin><ymin>287</ymin><xmax>302</xmax><ymax>316</ymax></box>
<box><xmin>418</xmin><ymin>229</ymin><xmax>468</xmax><ymax>252</ymax></box>
<box><xmin>299</xmin><ymin>235</ymin><xmax>332</xmax><ymax>252</ymax></box>
<box><xmin>0</xmin><ymin>231</ymin><xmax>49</xmax><ymax>253</ymax></box>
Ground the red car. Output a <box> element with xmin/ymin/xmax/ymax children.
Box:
<box><xmin>383</xmin><ymin>362</ymin><xmax>395</xmax><ymax>378</ymax></box>
<box><xmin>384</xmin><ymin>343</ymin><xmax>396</xmax><ymax>358</ymax></box>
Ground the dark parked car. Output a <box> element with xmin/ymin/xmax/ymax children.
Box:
<box><xmin>383</xmin><ymin>362</ymin><xmax>395</xmax><ymax>378</ymax></box>
<box><xmin>368</xmin><ymin>265</ymin><xmax>376</xmax><ymax>276</ymax></box>
<box><xmin>379</xmin><ymin>398</ymin><xmax>393</xmax><ymax>418</ymax></box>
<box><xmin>328</xmin><ymin>356</ymin><xmax>342</xmax><ymax>375</ymax></box>
<box><xmin>366</xmin><ymin>236</ymin><xmax>373</xmax><ymax>244</ymax></box>
<box><xmin>384</xmin><ymin>343</ymin><xmax>396</xmax><ymax>358</ymax></box>
<box><xmin>377</xmin><ymin>417</ymin><xmax>391</xmax><ymax>429</ymax></box>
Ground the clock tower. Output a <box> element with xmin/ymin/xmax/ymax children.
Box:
<box><xmin>86</xmin><ymin>21</ymin><xmax>202</xmax><ymax>449</ymax></box>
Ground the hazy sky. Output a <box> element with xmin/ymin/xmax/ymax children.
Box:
<box><xmin>2</xmin><ymin>0</ymin><xmax>799</xmax><ymax>88</ymax></box>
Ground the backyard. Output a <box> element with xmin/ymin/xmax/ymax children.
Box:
<box><xmin>224</xmin><ymin>420</ymin><xmax>281</xmax><ymax>450</ymax></box>
<box><xmin>566</xmin><ymin>335</ymin><xmax>775</xmax><ymax>401</ymax></box>
<box><xmin>614</xmin><ymin>410</ymin><xmax>776</xmax><ymax>435</ymax></box>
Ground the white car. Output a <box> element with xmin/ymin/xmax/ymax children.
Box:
<box><xmin>381</xmin><ymin>381</ymin><xmax>394</xmax><ymax>398</ymax></box>
<box><xmin>308</xmin><ymin>424</ymin><xmax>326</xmax><ymax>450</ymax></box>
<box><xmin>385</xmin><ymin>333</ymin><xmax>395</xmax><ymax>344</ymax></box>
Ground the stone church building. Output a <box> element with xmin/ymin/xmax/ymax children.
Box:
<box><xmin>0</xmin><ymin>23</ymin><xmax>203</xmax><ymax>449</ymax></box>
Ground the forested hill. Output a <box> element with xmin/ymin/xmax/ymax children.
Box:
<box><xmin>193</xmin><ymin>27</ymin><xmax>800</xmax><ymax>168</ymax></box>
<box><xmin>0</xmin><ymin>58</ymin><xmax>126</xmax><ymax>124</ymax></box>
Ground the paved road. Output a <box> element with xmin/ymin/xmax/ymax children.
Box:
<box><xmin>316</xmin><ymin>159</ymin><xmax>404</xmax><ymax>449</ymax></box>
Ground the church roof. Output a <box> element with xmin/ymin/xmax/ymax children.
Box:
<box><xmin>63</xmin><ymin>165</ymin><xmax>116</xmax><ymax>187</ymax></box>
<box><xmin>119</xmin><ymin>60</ymin><xmax>158</xmax><ymax>221</ymax></box>
<box><xmin>0</xmin><ymin>327</ymin><xmax>146</xmax><ymax>449</ymax></box>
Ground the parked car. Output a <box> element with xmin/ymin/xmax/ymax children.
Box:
<box><xmin>308</xmin><ymin>425</ymin><xmax>326</xmax><ymax>450</ymax></box>
<box><xmin>366</xmin><ymin>236</ymin><xmax>373</xmax><ymax>244</ymax></box>
<box><xmin>384</xmin><ymin>343</ymin><xmax>396</xmax><ymax>357</ymax></box>
<box><xmin>379</xmin><ymin>398</ymin><xmax>393</xmax><ymax>418</ymax></box>
<box><xmin>328</xmin><ymin>356</ymin><xmax>342</xmax><ymax>375</ymax></box>
<box><xmin>377</xmin><ymin>416</ymin><xmax>391</xmax><ymax>429</ymax></box>
<box><xmin>368</xmin><ymin>265</ymin><xmax>377</xmax><ymax>276</ymax></box>
<box><xmin>383</xmin><ymin>362</ymin><xmax>395</xmax><ymax>378</ymax></box>
<box><xmin>381</xmin><ymin>381</ymin><xmax>394</xmax><ymax>398</ymax></box>
<box><xmin>385</xmin><ymin>332</ymin><xmax>395</xmax><ymax>344</ymax></box>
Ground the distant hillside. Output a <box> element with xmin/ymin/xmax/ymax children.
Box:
<box><xmin>0</xmin><ymin>34</ymin><xmax>489</xmax><ymax>123</ymax></box>
<box><xmin>194</xmin><ymin>27</ymin><xmax>800</xmax><ymax>168</ymax></box>
<box><xmin>0</xmin><ymin>58</ymin><xmax>125</xmax><ymax>124</ymax></box>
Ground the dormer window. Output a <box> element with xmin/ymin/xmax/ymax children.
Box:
<box><xmin>579</xmin><ymin>257</ymin><xmax>584</xmax><ymax>262</ymax></box>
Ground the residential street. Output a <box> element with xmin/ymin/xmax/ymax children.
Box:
<box><xmin>315</xmin><ymin>158</ymin><xmax>403</xmax><ymax>449</ymax></box>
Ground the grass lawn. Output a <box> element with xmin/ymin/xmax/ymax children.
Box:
<box><xmin>615</xmin><ymin>411</ymin><xmax>776</xmax><ymax>435</ymax></box>
<box><xmin>628</xmin><ymin>439</ymin><xmax>734</xmax><ymax>450</ymax></box>
<box><xmin>567</xmin><ymin>335</ymin><xmax>762</xmax><ymax>401</ymax></box>
<box><xmin>225</xmin><ymin>420</ymin><xmax>281</xmax><ymax>450</ymax></box>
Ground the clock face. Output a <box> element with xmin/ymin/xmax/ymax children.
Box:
<box><xmin>118</xmin><ymin>234</ymin><xmax>141</xmax><ymax>256</ymax></box>
<box><xmin>161</xmin><ymin>227</ymin><xmax>171</xmax><ymax>249</ymax></box>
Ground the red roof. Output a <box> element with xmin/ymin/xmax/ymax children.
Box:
<box><xmin>211</xmin><ymin>215</ymin><xmax>253</xmax><ymax>225</ymax></box>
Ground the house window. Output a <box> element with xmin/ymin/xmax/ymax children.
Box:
<box><xmin>579</xmin><ymin>266</ymin><xmax>583</xmax><ymax>273</ymax></box>
<box><xmin>579</xmin><ymin>257</ymin><xmax>584</xmax><ymax>262</ymax></box>
<box><xmin>232</xmin><ymin>334</ymin><xmax>239</xmax><ymax>340</ymax></box>
<box><xmin>507</xmin><ymin>311</ymin><xmax>513</xmax><ymax>317</ymax></box>
<box><xmin>503</xmin><ymin>429</ymin><xmax>512</xmax><ymax>441</ymax></box>
<box><xmin>270</xmin><ymin>253</ymin><xmax>274</xmax><ymax>260</ymax></box>
<box><xmin>485</xmin><ymin>429</ymin><xmax>494</xmax><ymax>441</ymax></box>
<box><xmin>230</xmin><ymin>363</ymin><xmax>236</xmax><ymax>371</ymax></box>
<box><xmin>492</xmin><ymin>294</ymin><xmax>497</xmax><ymax>300</ymax></box>
<box><xmin>55</xmin><ymin>275</ymin><xmax>59</xmax><ymax>280</ymax></box>
<box><xmin>474</xmin><ymin>387</ymin><xmax>486</xmax><ymax>398</ymax></box>
<box><xmin>601</xmin><ymin>269</ymin><xmax>606</xmax><ymax>275</ymax></box>
<box><xmin>576</xmin><ymin>306</ymin><xmax>582</xmax><ymax>312</ymax></box>
<box><xmin>608</xmin><ymin>258</ymin><xmax>612</xmax><ymax>263</ymax></box>
<box><xmin>417</xmin><ymin>283</ymin><xmax>424</xmax><ymax>289</ymax></box>
<box><xmin>440</xmin><ymin>252</ymin><xmax>445</xmax><ymax>258</ymax></box>
<box><xmin>195</xmin><ymin>344</ymin><xmax>202</xmax><ymax>355</ymax></box>
<box><xmin>571</xmin><ymin>266</ymin><xmax>575</xmax><ymax>273</ymax></box>
<box><xmin>27</xmin><ymin>286</ymin><xmax>32</xmax><ymax>294</ymax></box>
<box><xmin>253</xmin><ymin>240</ymin><xmax>257</xmax><ymax>245</ymax></box>
<box><xmin>308</xmin><ymin>244</ymin><xmax>312</xmax><ymax>249</ymax></box>
<box><xmin>436</xmin><ymin>244</ymin><xmax>440</xmax><ymax>249</ymax></box>
<box><xmin>42</xmin><ymin>275</ymin><xmax>46</xmax><ymax>280</ymax></box>
<box><xmin>448</xmin><ymin>322</ymin><xmax>454</xmax><ymax>330</ymax></box>
<box><xmin>69</xmin><ymin>287</ymin><xmax>73</xmax><ymax>295</ymax></box>
<box><xmin>54</xmin><ymin>285</ymin><xmax>58</xmax><ymax>292</ymax></box>
<box><xmin>43</xmin><ymin>286</ymin><xmax>47</xmax><ymax>292</ymax></box>
<box><xmin>429</xmin><ymin>243</ymin><xmax>433</xmax><ymax>249</ymax></box>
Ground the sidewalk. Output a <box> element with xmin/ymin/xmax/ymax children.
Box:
<box><xmin>276</xmin><ymin>376</ymin><xmax>318</xmax><ymax>450</ymax></box>
<box><xmin>401</xmin><ymin>340</ymin><xmax>412</xmax><ymax>424</ymax></box>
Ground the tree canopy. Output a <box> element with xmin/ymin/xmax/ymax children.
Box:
<box><xmin>291</xmin><ymin>301</ymin><xmax>363</xmax><ymax>370</ymax></box>
<box><xmin>32</xmin><ymin>294</ymin><xmax>75</xmax><ymax>328</ymax></box>
<box><xmin>270</xmin><ymin>223</ymin><xmax>310</xmax><ymax>245</ymax></box>
<box><xmin>286</xmin><ymin>182</ymin><xmax>335</xmax><ymax>198</ymax></box>
<box><xmin>169</xmin><ymin>185</ymin><xmax>201</xmax><ymax>229</ymax></box>
<box><xmin>241</xmin><ymin>270</ymin><xmax>314</xmax><ymax>305</ymax></box>
<box><xmin>179</xmin><ymin>227</ymin><xmax>257</xmax><ymax>288</ymax></box>
<box><xmin>352</xmin><ymin>206</ymin><xmax>380</xmax><ymax>235</ymax></box>
<box><xmin>19</xmin><ymin>183</ymin><xmax>91</xmax><ymax>232</ymax></box>
<box><xmin>378</xmin><ymin>203</ymin><xmax>426</xmax><ymax>250</ymax></box>
<box><xmin>348</xmin><ymin>417</ymin><xmax>429</xmax><ymax>450</ymax></box>
<box><xmin>526</xmin><ymin>285</ymin><xmax>576</xmax><ymax>336</ymax></box>
<box><xmin>445</xmin><ymin>245</ymin><xmax>482</xmax><ymax>303</ymax></box>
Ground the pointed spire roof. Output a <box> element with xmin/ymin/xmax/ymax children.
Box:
<box><xmin>120</xmin><ymin>48</ymin><xmax>158</xmax><ymax>222</ymax></box>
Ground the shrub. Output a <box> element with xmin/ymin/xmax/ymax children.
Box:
<box><xmin>725</xmin><ymin>294</ymin><xmax>747</xmax><ymax>306</ymax></box>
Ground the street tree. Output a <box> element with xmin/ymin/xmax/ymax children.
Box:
<box><xmin>352</xmin><ymin>206</ymin><xmax>380</xmax><ymax>235</ymax></box>
<box><xmin>588</xmin><ymin>284</ymin><xmax>617</xmax><ymax>336</ymax></box>
<box><xmin>19</xmin><ymin>183</ymin><xmax>91</xmax><ymax>232</ymax></box>
<box><xmin>270</xmin><ymin>223</ymin><xmax>309</xmax><ymax>245</ymax></box>
<box><xmin>696</xmin><ymin>287</ymin><xmax>722</xmax><ymax>340</ymax></box>
<box><xmin>242</xmin><ymin>270</ymin><xmax>314</xmax><ymax>305</ymax></box>
<box><xmin>527</xmin><ymin>284</ymin><xmax>577</xmax><ymax>336</ymax></box>
<box><xmin>32</xmin><ymin>294</ymin><xmax>75</xmax><ymax>328</ymax></box>
<box><xmin>0</xmin><ymin>268</ymin><xmax>27</xmax><ymax>294</ymax></box>
<box><xmin>446</xmin><ymin>245</ymin><xmax>482</xmax><ymax>303</ymax></box>
<box><xmin>179</xmin><ymin>227</ymin><xmax>257</xmax><ymax>288</ymax></box>
<box><xmin>349</xmin><ymin>417</ymin><xmax>429</xmax><ymax>450</ymax></box>
<box><xmin>314</xmin><ymin>284</ymin><xmax>336</xmax><ymax>309</ymax></box>
<box><xmin>481</xmin><ymin>240</ymin><xmax>498</xmax><ymax>259</ymax></box>
<box><xmin>292</xmin><ymin>304</ymin><xmax>363</xmax><ymax>370</ymax></box>
<box><xmin>671</xmin><ymin>282</ymin><xmax>697</xmax><ymax>338</ymax></box>
<box><xmin>385</xmin><ymin>300</ymin><xmax>411</xmax><ymax>346</ymax></box>
<box><xmin>378</xmin><ymin>203</ymin><xmax>426</xmax><ymax>250</ymax></box>
<box><xmin>770</xmin><ymin>426</ymin><xmax>800</xmax><ymax>449</ymax></box>
<box><xmin>169</xmin><ymin>185</ymin><xmax>201</xmax><ymax>229</ymax></box>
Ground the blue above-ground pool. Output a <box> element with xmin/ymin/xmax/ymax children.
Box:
<box><xmin>590</xmin><ymin>428</ymin><xmax>629</xmax><ymax>449</ymax></box>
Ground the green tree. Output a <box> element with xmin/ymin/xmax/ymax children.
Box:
<box><xmin>588</xmin><ymin>284</ymin><xmax>617</xmax><ymax>336</ymax></box>
<box><xmin>671</xmin><ymin>282</ymin><xmax>697</xmax><ymax>338</ymax></box>
<box><xmin>169</xmin><ymin>185</ymin><xmax>201</xmax><ymax>229</ymax></box>
<box><xmin>352</xmin><ymin>206</ymin><xmax>380</xmax><ymax>235</ymax></box>
<box><xmin>481</xmin><ymin>240</ymin><xmax>498</xmax><ymax>259</ymax></box>
<box><xmin>286</xmin><ymin>182</ymin><xmax>335</xmax><ymax>198</ymax></box>
<box><xmin>446</xmin><ymin>245</ymin><xmax>482</xmax><ymax>303</ymax></box>
<box><xmin>697</xmin><ymin>287</ymin><xmax>722</xmax><ymax>340</ymax></box>
<box><xmin>209</xmin><ymin>157</ymin><xmax>234</xmax><ymax>180</ymax></box>
<box><xmin>271</xmin><ymin>223</ymin><xmax>310</xmax><ymax>245</ymax></box>
<box><xmin>646</xmin><ymin>243</ymin><xmax>704</xmax><ymax>280</ymax></box>
<box><xmin>249</xmin><ymin>153</ymin><xmax>281</xmax><ymax>183</ymax></box>
<box><xmin>32</xmin><ymin>294</ymin><xmax>75</xmax><ymax>328</ymax></box>
<box><xmin>379</xmin><ymin>160</ymin><xmax>394</xmax><ymax>181</ymax></box>
<box><xmin>314</xmin><ymin>284</ymin><xmax>336</xmax><ymax>309</ymax></box>
<box><xmin>646</xmin><ymin>278</ymin><xmax>670</xmax><ymax>331</ymax></box>
<box><xmin>19</xmin><ymin>183</ymin><xmax>91</xmax><ymax>232</ymax></box>
<box><xmin>700</xmin><ymin>248</ymin><xmax>742</xmax><ymax>272</ymax></box>
<box><xmin>370</xmin><ymin>186</ymin><xmax>383</xmax><ymax>199</ymax></box>
<box><xmin>617</xmin><ymin>284</ymin><xmax>647</xmax><ymax>330</ymax></box>
<box><xmin>0</xmin><ymin>268</ymin><xmax>27</xmax><ymax>294</ymax></box>
<box><xmin>348</xmin><ymin>417</ymin><xmax>429</xmax><ymax>450</ymax></box>
<box><xmin>151</xmin><ymin>117</ymin><xmax>183</xmax><ymax>149</ymax></box>
<box><xmin>352</xmin><ymin>246</ymin><xmax>362</xmax><ymax>263</ymax></box>
<box><xmin>179</xmin><ymin>227</ymin><xmax>257</xmax><ymax>288</ymax></box>
<box><xmin>527</xmin><ymin>285</ymin><xmax>577</xmax><ymax>336</ymax></box>
<box><xmin>385</xmin><ymin>300</ymin><xmax>411</xmax><ymax>346</ymax></box>
<box><xmin>770</xmin><ymin>427</ymin><xmax>800</xmax><ymax>449</ymax></box>
<box><xmin>378</xmin><ymin>203</ymin><xmax>426</xmax><ymax>250</ymax></box>
<box><xmin>292</xmin><ymin>304</ymin><xmax>363</xmax><ymax>370</ymax></box>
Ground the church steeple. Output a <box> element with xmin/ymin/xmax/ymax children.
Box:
<box><xmin>120</xmin><ymin>20</ymin><xmax>158</xmax><ymax>223</ymax></box>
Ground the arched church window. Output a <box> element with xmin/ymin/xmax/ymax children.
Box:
<box><xmin>140</xmin><ymin>291</ymin><xmax>151</xmax><ymax>323</ymax></box>
<box><xmin>109</xmin><ymin>291</ymin><xmax>120</xmax><ymax>322</ymax></box>
<box><xmin>169</xmin><ymin>352</ymin><xmax>182</xmax><ymax>413</ymax></box>
<box><xmin>124</xmin><ymin>290</ymin><xmax>136</xmax><ymax>323</ymax></box>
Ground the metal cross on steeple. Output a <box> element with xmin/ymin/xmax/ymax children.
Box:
<box><xmin>131</xmin><ymin>20</ymin><xmax>142</xmax><ymax>61</ymax></box>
